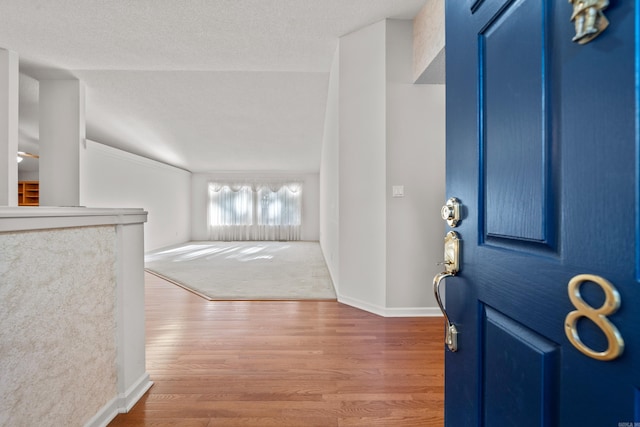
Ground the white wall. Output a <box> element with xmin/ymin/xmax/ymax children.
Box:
<box><xmin>320</xmin><ymin>19</ymin><xmax>446</xmax><ymax>316</ymax></box>
<box><xmin>338</xmin><ymin>20</ymin><xmax>388</xmax><ymax>310</ymax></box>
<box><xmin>39</xmin><ymin>79</ymin><xmax>84</xmax><ymax>207</ymax></box>
<box><xmin>0</xmin><ymin>49</ymin><xmax>18</xmax><ymax>207</ymax></box>
<box><xmin>17</xmin><ymin>170</ymin><xmax>38</xmax><ymax>181</ymax></box>
<box><xmin>319</xmin><ymin>45</ymin><xmax>340</xmax><ymax>292</ymax></box>
<box><xmin>386</xmin><ymin>20</ymin><xmax>445</xmax><ymax>309</ymax></box>
<box><xmin>80</xmin><ymin>140</ymin><xmax>191</xmax><ymax>251</ymax></box>
<box><xmin>191</xmin><ymin>171</ymin><xmax>320</xmax><ymax>241</ymax></box>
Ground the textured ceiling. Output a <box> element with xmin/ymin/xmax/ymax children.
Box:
<box><xmin>2</xmin><ymin>0</ymin><xmax>426</xmax><ymax>172</ymax></box>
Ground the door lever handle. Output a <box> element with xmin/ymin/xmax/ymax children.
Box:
<box><xmin>433</xmin><ymin>231</ymin><xmax>461</xmax><ymax>352</ymax></box>
<box><xmin>434</xmin><ymin>272</ymin><xmax>458</xmax><ymax>352</ymax></box>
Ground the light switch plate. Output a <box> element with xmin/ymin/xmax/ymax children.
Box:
<box><xmin>392</xmin><ymin>185</ymin><xmax>404</xmax><ymax>198</ymax></box>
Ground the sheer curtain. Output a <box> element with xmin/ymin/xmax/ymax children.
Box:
<box><xmin>208</xmin><ymin>183</ymin><xmax>254</xmax><ymax>240</ymax></box>
<box><xmin>208</xmin><ymin>181</ymin><xmax>302</xmax><ymax>241</ymax></box>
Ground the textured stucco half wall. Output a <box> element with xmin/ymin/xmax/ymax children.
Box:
<box><xmin>413</xmin><ymin>0</ymin><xmax>445</xmax><ymax>83</ymax></box>
<box><xmin>0</xmin><ymin>226</ymin><xmax>117</xmax><ymax>426</ymax></box>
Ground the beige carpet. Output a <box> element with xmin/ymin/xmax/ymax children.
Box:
<box><xmin>144</xmin><ymin>241</ymin><xmax>336</xmax><ymax>300</ymax></box>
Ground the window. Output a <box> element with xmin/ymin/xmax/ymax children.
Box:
<box><xmin>258</xmin><ymin>186</ymin><xmax>301</xmax><ymax>226</ymax></box>
<box><xmin>208</xmin><ymin>181</ymin><xmax>302</xmax><ymax>241</ymax></box>
<box><xmin>209</xmin><ymin>185</ymin><xmax>253</xmax><ymax>226</ymax></box>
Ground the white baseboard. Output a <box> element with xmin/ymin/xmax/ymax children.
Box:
<box><xmin>121</xmin><ymin>373</ymin><xmax>154</xmax><ymax>412</ymax></box>
<box><xmin>84</xmin><ymin>373</ymin><xmax>153</xmax><ymax>427</ymax></box>
<box><xmin>337</xmin><ymin>294</ymin><xmax>443</xmax><ymax>317</ymax></box>
<box><xmin>383</xmin><ymin>306</ymin><xmax>443</xmax><ymax>317</ymax></box>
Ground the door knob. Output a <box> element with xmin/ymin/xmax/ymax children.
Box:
<box><xmin>441</xmin><ymin>197</ymin><xmax>461</xmax><ymax>227</ymax></box>
<box><xmin>434</xmin><ymin>231</ymin><xmax>461</xmax><ymax>352</ymax></box>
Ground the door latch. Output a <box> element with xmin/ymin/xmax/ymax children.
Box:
<box><xmin>434</xmin><ymin>231</ymin><xmax>461</xmax><ymax>352</ymax></box>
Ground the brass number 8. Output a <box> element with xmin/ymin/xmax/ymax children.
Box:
<box><xmin>564</xmin><ymin>274</ymin><xmax>624</xmax><ymax>361</ymax></box>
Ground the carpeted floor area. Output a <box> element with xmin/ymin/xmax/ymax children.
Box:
<box><xmin>144</xmin><ymin>241</ymin><xmax>336</xmax><ymax>300</ymax></box>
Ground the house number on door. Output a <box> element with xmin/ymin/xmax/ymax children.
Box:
<box><xmin>564</xmin><ymin>274</ymin><xmax>624</xmax><ymax>361</ymax></box>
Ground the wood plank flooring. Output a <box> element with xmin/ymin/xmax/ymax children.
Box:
<box><xmin>108</xmin><ymin>273</ymin><xmax>444</xmax><ymax>426</ymax></box>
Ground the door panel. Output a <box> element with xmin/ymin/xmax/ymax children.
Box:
<box><xmin>445</xmin><ymin>0</ymin><xmax>639</xmax><ymax>425</ymax></box>
<box><xmin>482</xmin><ymin>0</ymin><xmax>551</xmax><ymax>244</ymax></box>
<box><xmin>483</xmin><ymin>306</ymin><xmax>559</xmax><ymax>427</ymax></box>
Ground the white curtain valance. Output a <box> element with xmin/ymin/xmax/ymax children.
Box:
<box><xmin>208</xmin><ymin>181</ymin><xmax>302</xmax><ymax>193</ymax></box>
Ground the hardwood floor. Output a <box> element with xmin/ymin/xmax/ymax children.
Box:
<box><xmin>109</xmin><ymin>273</ymin><xmax>444</xmax><ymax>426</ymax></box>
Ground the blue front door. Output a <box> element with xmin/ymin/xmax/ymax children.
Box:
<box><xmin>444</xmin><ymin>0</ymin><xmax>639</xmax><ymax>425</ymax></box>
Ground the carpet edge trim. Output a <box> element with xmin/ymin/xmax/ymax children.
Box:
<box><xmin>145</xmin><ymin>269</ymin><xmax>214</xmax><ymax>301</ymax></box>
<box><xmin>144</xmin><ymin>268</ymin><xmax>338</xmax><ymax>302</ymax></box>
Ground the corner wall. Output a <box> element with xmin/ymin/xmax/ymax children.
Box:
<box><xmin>338</xmin><ymin>20</ymin><xmax>388</xmax><ymax>310</ymax></box>
<box><xmin>386</xmin><ymin>20</ymin><xmax>445</xmax><ymax>310</ymax></box>
<box><xmin>320</xmin><ymin>19</ymin><xmax>445</xmax><ymax>316</ymax></box>
<box><xmin>319</xmin><ymin>45</ymin><xmax>340</xmax><ymax>292</ymax></box>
